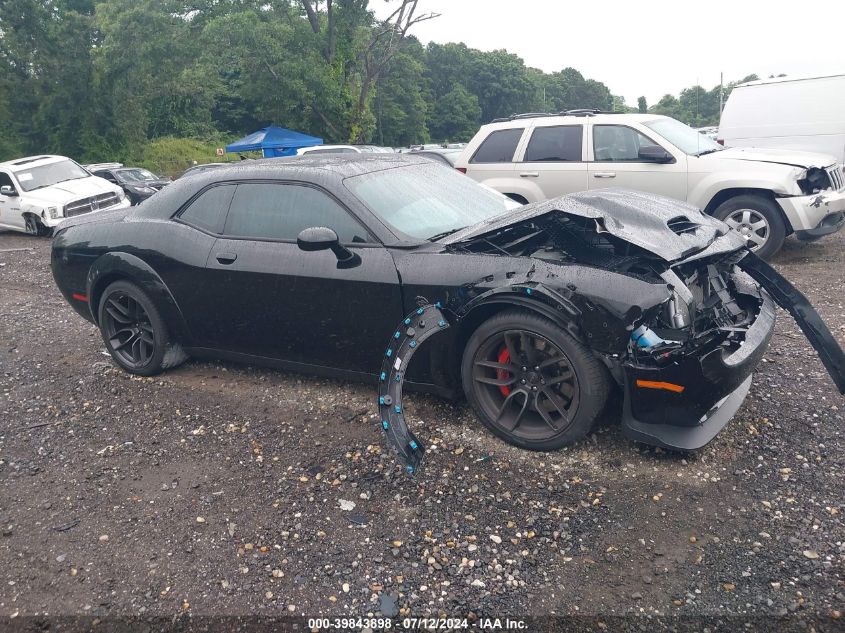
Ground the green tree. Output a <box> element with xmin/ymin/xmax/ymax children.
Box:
<box><xmin>637</xmin><ymin>96</ymin><xmax>647</xmax><ymax>113</ymax></box>
<box><xmin>375</xmin><ymin>40</ymin><xmax>430</xmax><ymax>146</ymax></box>
<box><xmin>429</xmin><ymin>85</ymin><xmax>481</xmax><ymax>143</ymax></box>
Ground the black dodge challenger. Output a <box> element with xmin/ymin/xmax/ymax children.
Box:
<box><xmin>51</xmin><ymin>155</ymin><xmax>845</xmax><ymax>458</ymax></box>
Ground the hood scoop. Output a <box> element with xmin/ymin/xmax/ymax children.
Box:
<box><xmin>667</xmin><ymin>215</ymin><xmax>701</xmax><ymax>235</ymax></box>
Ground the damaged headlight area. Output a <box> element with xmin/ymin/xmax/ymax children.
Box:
<box><xmin>797</xmin><ymin>167</ymin><xmax>834</xmax><ymax>195</ymax></box>
<box><xmin>630</xmin><ymin>255</ymin><xmax>764</xmax><ymax>367</ymax></box>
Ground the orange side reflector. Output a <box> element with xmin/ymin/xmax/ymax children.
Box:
<box><xmin>636</xmin><ymin>379</ymin><xmax>685</xmax><ymax>393</ymax></box>
<box><xmin>72</xmin><ymin>293</ymin><xmax>89</xmax><ymax>302</ymax></box>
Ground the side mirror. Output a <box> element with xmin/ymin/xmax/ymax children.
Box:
<box><xmin>638</xmin><ymin>145</ymin><xmax>675</xmax><ymax>164</ymax></box>
<box><xmin>0</xmin><ymin>185</ymin><xmax>17</xmax><ymax>197</ymax></box>
<box><xmin>297</xmin><ymin>226</ymin><xmax>361</xmax><ymax>269</ymax></box>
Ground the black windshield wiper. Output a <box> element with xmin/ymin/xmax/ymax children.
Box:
<box><xmin>696</xmin><ymin>148</ymin><xmax>722</xmax><ymax>157</ymax></box>
<box><xmin>428</xmin><ymin>228</ymin><xmax>462</xmax><ymax>242</ymax></box>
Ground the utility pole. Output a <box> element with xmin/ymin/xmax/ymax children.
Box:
<box><xmin>719</xmin><ymin>72</ymin><xmax>724</xmax><ymax>116</ymax></box>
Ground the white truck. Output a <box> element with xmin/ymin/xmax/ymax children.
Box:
<box><xmin>456</xmin><ymin>111</ymin><xmax>845</xmax><ymax>259</ymax></box>
<box><xmin>0</xmin><ymin>155</ymin><xmax>129</xmax><ymax>236</ymax></box>
<box><xmin>718</xmin><ymin>74</ymin><xmax>845</xmax><ymax>164</ymax></box>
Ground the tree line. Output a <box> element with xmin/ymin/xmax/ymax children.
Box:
<box><xmin>0</xmin><ymin>0</ymin><xmax>761</xmax><ymax>167</ymax></box>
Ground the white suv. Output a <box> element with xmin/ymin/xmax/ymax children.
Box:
<box><xmin>456</xmin><ymin>111</ymin><xmax>845</xmax><ymax>258</ymax></box>
<box><xmin>0</xmin><ymin>155</ymin><xmax>129</xmax><ymax>236</ymax></box>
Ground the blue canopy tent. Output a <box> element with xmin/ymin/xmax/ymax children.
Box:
<box><xmin>225</xmin><ymin>126</ymin><xmax>323</xmax><ymax>158</ymax></box>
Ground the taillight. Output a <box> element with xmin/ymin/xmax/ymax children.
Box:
<box><xmin>716</xmin><ymin>138</ymin><xmax>724</xmax><ymax>146</ymax></box>
<box><xmin>455</xmin><ymin>167</ymin><xmax>467</xmax><ymax>174</ymax></box>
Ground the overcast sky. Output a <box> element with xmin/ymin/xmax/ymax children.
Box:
<box><xmin>374</xmin><ymin>0</ymin><xmax>845</xmax><ymax>106</ymax></box>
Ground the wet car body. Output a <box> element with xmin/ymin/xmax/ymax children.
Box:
<box><xmin>50</xmin><ymin>155</ymin><xmax>845</xmax><ymax>454</ymax></box>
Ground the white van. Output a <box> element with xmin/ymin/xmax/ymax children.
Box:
<box><xmin>718</xmin><ymin>74</ymin><xmax>845</xmax><ymax>163</ymax></box>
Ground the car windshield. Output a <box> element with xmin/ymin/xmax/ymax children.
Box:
<box><xmin>12</xmin><ymin>159</ymin><xmax>90</xmax><ymax>192</ymax></box>
<box><xmin>345</xmin><ymin>163</ymin><xmax>514</xmax><ymax>240</ymax></box>
<box><xmin>116</xmin><ymin>168</ymin><xmax>157</xmax><ymax>182</ymax></box>
<box><xmin>643</xmin><ymin>118</ymin><xmax>723</xmax><ymax>156</ymax></box>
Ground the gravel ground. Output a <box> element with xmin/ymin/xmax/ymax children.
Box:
<box><xmin>0</xmin><ymin>229</ymin><xmax>843</xmax><ymax>630</ymax></box>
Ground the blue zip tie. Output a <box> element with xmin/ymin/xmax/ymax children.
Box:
<box><xmin>395</xmin><ymin>405</ymin><xmax>401</xmax><ymax>413</ymax></box>
<box><xmin>417</xmin><ymin>308</ymin><xmax>424</xmax><ymax>315</ymax></box>
<box><xmin>404</xmin><ymin>318</ymin><xmax>411</xmax><ymax>325</ymax></box>
<box><xmin>409</xmin><ymin>340</ymin><xmax>417</xmax><ymax>348</ymax></box>
<box><xmin>435</xmin><ymin>301</ymin><xmax>441</xmax><ymax>308</ymax></box>
<box><xmin>406</xmin><ymin>465</ymin><xmax>415</xmax><ymax>474</ymax></box>
<box><xmin>386</xmin><ymin>348</ymin><xmax>392</xmax><ymax>357</ymax></box>
<box><xmin>382</xmin><ymin>420</ymin><xmax>389</xmax><ymax>429</ymax></box>
<box><xmin>379</xmin><ymin>396</ymin><xmax>385</xmax><ymax>405</ymax></box>
<box><xmin>438</xmin><ymin>320</ymin><xmax>446</xmax><ymax>327</ymax></box>
<box><xmin>394</xmin><ymin>331</ymin><xmax>401</xmax><ymax>339</ymax></box>
<box><xmin>395</xmin><ymin>373</ymin><xmax>402</xmax><ymax>382</ymax></box>
<box><xmin>409</xmin><ymin>440</ymin><xmax>418</xmax><ymax>450</ymax></box>
<box><xmin>380</xmin><ymin>371</ymin><xmax>386</xmax><ymax>381</ymax></box>
<box><xmin>526</xmin><ymin>288</ymin><xmax>532</xmax><ymax>295</ymax></box>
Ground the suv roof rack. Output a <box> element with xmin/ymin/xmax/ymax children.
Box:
<box><xmin>561</xmin><ymin>108</ymin><xmax>609</xmax><ymax>117</ymax></box>
<box><xmin>489</xmin><ymin>112</ymin><xmax>557</xmax><ymax>123</ymax></box>
<box><xmin>489</xmin><ymin>109</ymin><xmax>614</xmax><ymax>123</ymax></box>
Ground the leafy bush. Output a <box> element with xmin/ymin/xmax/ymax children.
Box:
<box><xmin>132</xmin><ymin>136</ymin><xmax>232</xmax><ymax>178</ymax></box>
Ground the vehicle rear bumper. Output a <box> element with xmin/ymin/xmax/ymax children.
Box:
<box><xmin>778</xmin><ymin>189</ymin><xmax>845</xmax><ymax>232</ymax></box>
<box><xmin>620</xmin><ymin>288</ymin><xmax>776</xmax><ymax>450</ymax></box>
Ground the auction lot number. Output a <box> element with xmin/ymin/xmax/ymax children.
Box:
<box><xmin>308</xmin><ymin>618</ymin><xmax>472</xmax><ymax>630</ymax></box>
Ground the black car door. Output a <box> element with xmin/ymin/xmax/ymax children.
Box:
<box><xmin>202</xmin><ymin>181</ymin><xmax>403</xmax><ymax>374</ymax></box>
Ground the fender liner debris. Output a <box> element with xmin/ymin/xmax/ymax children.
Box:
<box><xmin>378</xmin><ymin>302</ymin><xmax>450</xmax><ymax>475</ymax></box>
<box><xmin>738</xmin><ymin>252</ymin><xmax>845</xmax><ymax>394</ymax></box>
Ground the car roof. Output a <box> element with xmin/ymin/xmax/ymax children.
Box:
<box><xmin>482</xmin><ymin>112</ymin><xmax>668</xmax><ymax>130</ymax></box>
<box><xmin>0</xmin><ymin>155</ymin><xmax>68</xmax><ymax>171</ymax></box>
<box><xmin>190</xmin><ymin>153</ymin><xmax>433</xmax><ymax>180</ymax></box>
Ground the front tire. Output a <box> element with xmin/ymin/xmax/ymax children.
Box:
<box><xmin>24</xmin><ymin>214</ymin><xmax>51</xmax><ymax>237</ymax></box>
<box><xmin>98</xmin><ymin>280</ymin><xmax>186</xmax><ymax>376</ymax></box>
<box><xmin>461</xmin><ymin>309</ymin><xmax>610</xmax><ymax>451</ymax></box>
<box><xmin>713</xmin><ymin>194</ymin><xmax>786</xmax><ymax>260</ymax></box>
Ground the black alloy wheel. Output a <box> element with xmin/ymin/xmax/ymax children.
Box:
<box><xmin>462</xmin><ymin>310</ymin><xmax>609</xmax><ymax>450</ymax></box>
<box><xmin>97</xmin><ymin>280</ymin><xmax>187</xmax><ymax>376</ymax></box>
<box><xmin>472</xmin><ymin>330</ymin><xmax>580</xmax><ymax>439</ymax></box>
<box><xmin>102</xmin><ymin>291</ymin><xmax>156</xmax><ymax>369</ymax></box>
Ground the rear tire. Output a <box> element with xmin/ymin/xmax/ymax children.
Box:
<box><xmin>98</xmin><ymin>280</ymin><xmax>187</xmax><ymax>376</ymax></box>
<box><xmin>713</xmin><ymin>194</ymin><xmax>786</xmax><ymax>260</ymax></box>
<box><xmin>461</xmin><ymin>309</ymin><xmax>610</xmax><ymax>451</ymax></box>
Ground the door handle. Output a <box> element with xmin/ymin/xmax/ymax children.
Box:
<box><xmin>593</xmin><ymin>172</ymin><xmax>616</xmax><ymax>178</ymax></box>
<box><xmin>519</xmin><ymin>171</ymin><xmax>540</xmax><ymax>178</ymax></box>
<box><xmin>215</xmin><ymin>252</ymin><xmax>237</xmax><ymax>265</ymax></box>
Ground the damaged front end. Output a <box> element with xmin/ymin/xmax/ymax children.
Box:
<box><xmin>442</xmin><ymin>190</ymin><xmax>845</xmax><ymax>452</ymax></box>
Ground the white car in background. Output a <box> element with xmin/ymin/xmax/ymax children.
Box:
<box><xmin>295</xmin><ymin>144</ymin><xmax>393</xmax><ymax>156</ymax></box>
<box><xmin>0</xmin><ymin>155</ymin><xmax>129</xmax><ymax>236</ymax></box>
<box><xmin>456</xmin><ymin>111</ymin><xmax>845</xmax><ymax>258</ymax></box>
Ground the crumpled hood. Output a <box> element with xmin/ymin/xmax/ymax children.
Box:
<box><xmin>444</xmin><ymin>188</ymin><xmax>744</xmax><ymax>263</ymax></box>
<box><xmin>23</xmin><ymin>176</ymin><xmax>123</xmax><ymax>205</ymax></box>
<box><xmin>712</xmin><ymin>146</ymin><xmax>838</xmax><ymax>169</ymax></box>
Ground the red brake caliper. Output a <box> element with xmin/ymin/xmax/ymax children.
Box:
<box><xmin>497</xmin><ymin>346</ymin><xmax>512</xmax><ymax>397</ymax></box>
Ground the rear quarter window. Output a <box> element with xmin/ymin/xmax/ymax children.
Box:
<box><xmin>178</xmin><ymin>184</ymin><xmax>236</xmax><ymax>233</ymax></box>
<box><xmin>470</xmin><ymin>128</ymin><xmax>525</xmax><ymax>164</ymax></box>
